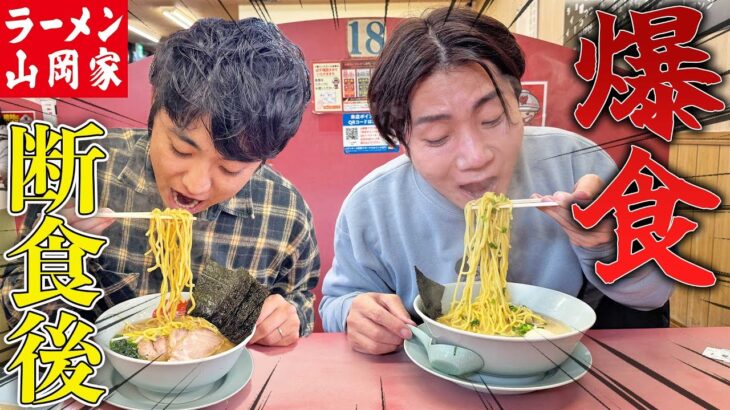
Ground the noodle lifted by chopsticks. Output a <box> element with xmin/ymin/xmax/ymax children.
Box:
<box><xmin>121</xmin><ymin>208</ymin><xmax>219</xmax><ymax>342</ymax></box>
<box><xmin>438</xmin><ymin>193</ymin><xmax>545</xmax><ymax>336</ymax></box>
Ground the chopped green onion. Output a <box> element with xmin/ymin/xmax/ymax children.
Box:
<box><xmin>512</xmin><ymin>323</ymin><xmax>534</xmax><ymax>336</ymax></box>
<box><xmin>110</xmin><ymin>338</ymin><xmax>141</xmax><ymax>359</ymax></box>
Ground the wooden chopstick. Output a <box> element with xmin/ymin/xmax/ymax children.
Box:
<box><xmin>505</xmin><ymin>201</ymin><xmax>558</xmax><ymax>209</ymax></box>
<box><xmin>470</xmin><ymin>199</ymin><xmax>559</xmax><ymax>209</ymax></box>
<box><xmin>96</xmin><ymin>211</ymin><xmax>198</xmax><ymax>220</ymax></box>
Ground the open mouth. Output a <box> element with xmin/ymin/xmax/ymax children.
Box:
<box><xmin>172</xmin><ymin>190</ymin><xmax>202</xmax><ymax>211</ymax></box>
<box><xmin>459</xmin><ymin>180</ymin><xmax>496</xmax><ymax>200</ymax></box>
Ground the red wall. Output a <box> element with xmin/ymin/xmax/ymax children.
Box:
<box><xmin>55</xmin><ymin>57</ymin><xmax>151</xmax><ymax>129</ymax></box>
<box><xmin>514</xmin><ymin>34</ymin><xmax>667</xmax><ymax>166</ymax></box>
<box><xmin>272</xmin><ymin>20</ymin><xmax>404</xmax><ymax>332</ymax></box>
<box><xmin>25</xmin><ymin>18</ymin><xmax>666</xmax><ymax>333</ymax></box>
<box><xmin>0</xmin><ymin>99</ymin><xmax>43</xmax><ymax>122</ymax></box>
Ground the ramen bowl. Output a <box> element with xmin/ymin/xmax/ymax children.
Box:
<box><xmin>414</xmin><ymin>282</ymin><xmax>595</xmax><ymax>377</ymax></box>
<box><xmin>94</xmin><ymin>293</ymin><xmax>255</xmax><ymax>402</ymax></box>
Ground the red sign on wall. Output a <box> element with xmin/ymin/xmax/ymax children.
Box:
<box><xmin>0</xmin><ymin>1</ymin><xmax>128</xmax><ymax>98</ymax></box>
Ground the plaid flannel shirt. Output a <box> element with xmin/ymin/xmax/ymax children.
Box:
<box><xmin>1</xmin><ymin>129</ymin><xmax>320</xmax><ymax>336</ymax></box>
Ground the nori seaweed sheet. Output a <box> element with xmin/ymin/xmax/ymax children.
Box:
<box><xmin>191</xmin><ymin>261</ymin><xmax>269</xmax><ymax>344</ymax></box>
<box><xmin>415</xmin><ymin>266</ymin><xmax>445</xmax><ymax>320</ymax></box>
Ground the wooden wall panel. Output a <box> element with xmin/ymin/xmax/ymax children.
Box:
<box><xmin>708</xmin><ymin>281</ymin><xmax>730</xmax><ymax>326</ymax></box>
<box><xmin>715</xmin><ymin>146</ymin><xmax>730</xmax><ymax>204</ymax></box>
<box><xmin>669</xmin><ymin>144</ymin><xmax>698</xmax><ymax>326</ymax></box>
<box><xmin>686</xmin><ymin>211</ymin><xmax>715</xmax><ymax>326</ymax></box>
<box><xmin>670</xmin><ymin>136</ymin><xmax>730</xmax><ymax>327</ymax></box>
<box><xmin>713</xmin><ymin>212</ymin><xmax>730</xmax><ymax>274</ymax></box>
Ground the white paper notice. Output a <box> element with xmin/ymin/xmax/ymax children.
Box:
<box><xmin>702</xmin><ymin>347</ymin><xmax>730</xmax><ymax>364</ymax></box>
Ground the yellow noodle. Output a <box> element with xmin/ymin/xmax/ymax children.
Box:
<box><xmin>122</xmin><ymin>316</ymin><xmax>220</xmax><ymax>342</ymax></box>
<box><xmin>121</xmin><ymin>208</ymin><xmax>223</xmax><ymax>341</ymax></box>
<box><xmin>438</xmin><ymin>193</ymin><xmax>545</xmax><ymax>336</ymax></box>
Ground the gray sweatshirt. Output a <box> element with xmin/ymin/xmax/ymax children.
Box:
<box><xmin>319</xmin><ymin>127</ymin><xmax>674</xmax><ymax>332</ymax></box>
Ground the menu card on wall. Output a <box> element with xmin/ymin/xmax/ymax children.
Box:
<box><xmin>342</xmin><ymin>59</ymin><xmax>377</xmax><ymax>112</ymax></box>
<box><xmin>313</xmin><ymin>62</ymin><xmax>343</xmax><ymax>112</ymax></box>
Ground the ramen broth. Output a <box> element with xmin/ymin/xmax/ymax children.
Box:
<box><xmin>122</xmin><ymin>317</ymin><xmax>236</xmax><ymax>361</ymax></box>
<box><xmin>537</xmin><ymin>314</ymin><xmax>571</xmax><ymax>335</ymax></box>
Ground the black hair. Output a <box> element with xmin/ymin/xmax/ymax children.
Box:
<box><xmin>369</xmin><ymin>7</ymin><xmax>525</xmax><ymax>151</ymax></box>
<box><xmin>149</xmin><ymin>18</ymin><xmax>311</xmax><ymax>162</ymax></box>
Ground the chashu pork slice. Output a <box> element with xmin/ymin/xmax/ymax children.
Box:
<box><xmin>168</xmin><ymin>328</ymin><xmax>225</xmax><ymax>361</ymax></box>
<box><xmin>137</xmin><ymin>336</ymin><xmax>169</xmax><ymax>361</ymax></box>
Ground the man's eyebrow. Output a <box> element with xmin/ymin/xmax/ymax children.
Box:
<box><xmin>472</xmin><ymin>91</ymin><xmax>498</xmax><ymax>111</ymax></box>
<box><xmin>412</xmin><ymin>91</ymin><xmax>500</xmax><ymax>127</ymax></box>
<box><xmin>172</xmin><ymin>129</ymin><xmax>200</xmax><ymax>150</ymax></box>
<box><xmin>412</xmin><ymin>113</ymin><xmax>450</xmax><ymax>127</ymax></box>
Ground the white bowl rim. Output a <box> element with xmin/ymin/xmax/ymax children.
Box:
<box><xmin>96</xmin><ymin>293</ymin><xmax>255</xmax><ymax>366</ymax></box>
<box><xmin>414</xmin><ymin>281</ymin><xmax>596</xmax><ymax>343</ymax></box>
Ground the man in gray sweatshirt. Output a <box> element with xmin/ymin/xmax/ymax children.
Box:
<box><xmin>319</xmin><ymin>7</ymin><xmax>673</xmax><ymax>355</ymax></box>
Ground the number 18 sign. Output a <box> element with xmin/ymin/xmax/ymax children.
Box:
<box><xmin>347</xmin><ymin>19</ymin><xmax>386</xmax><ymax>58</ymax></box>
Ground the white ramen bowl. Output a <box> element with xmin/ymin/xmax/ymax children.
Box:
<box><xmin>95</xmin><ymin>293</ymin><xmax>255</xmax><ymax>402</ymax></box>
<box><xmin>414</xmin><ymin>282</ymin><xmax>595</xmax><ymax>377</ymax></box>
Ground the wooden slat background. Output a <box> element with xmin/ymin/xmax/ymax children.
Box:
<box><xmin>670</xmin><ymin>132</ymin><xmax>730</xmax><ymax>327</ymax></box>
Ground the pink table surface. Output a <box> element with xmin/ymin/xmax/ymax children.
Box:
<box><xmin>99</xmin><ymin>327</ymin><xmax>729</xmax><ymax>410</ymax></box>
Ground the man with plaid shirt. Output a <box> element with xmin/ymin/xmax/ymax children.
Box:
<box><xmin>2</xmin><ymin>18</ymin><xmax>319</xmax><ymax>346</ymax></box>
